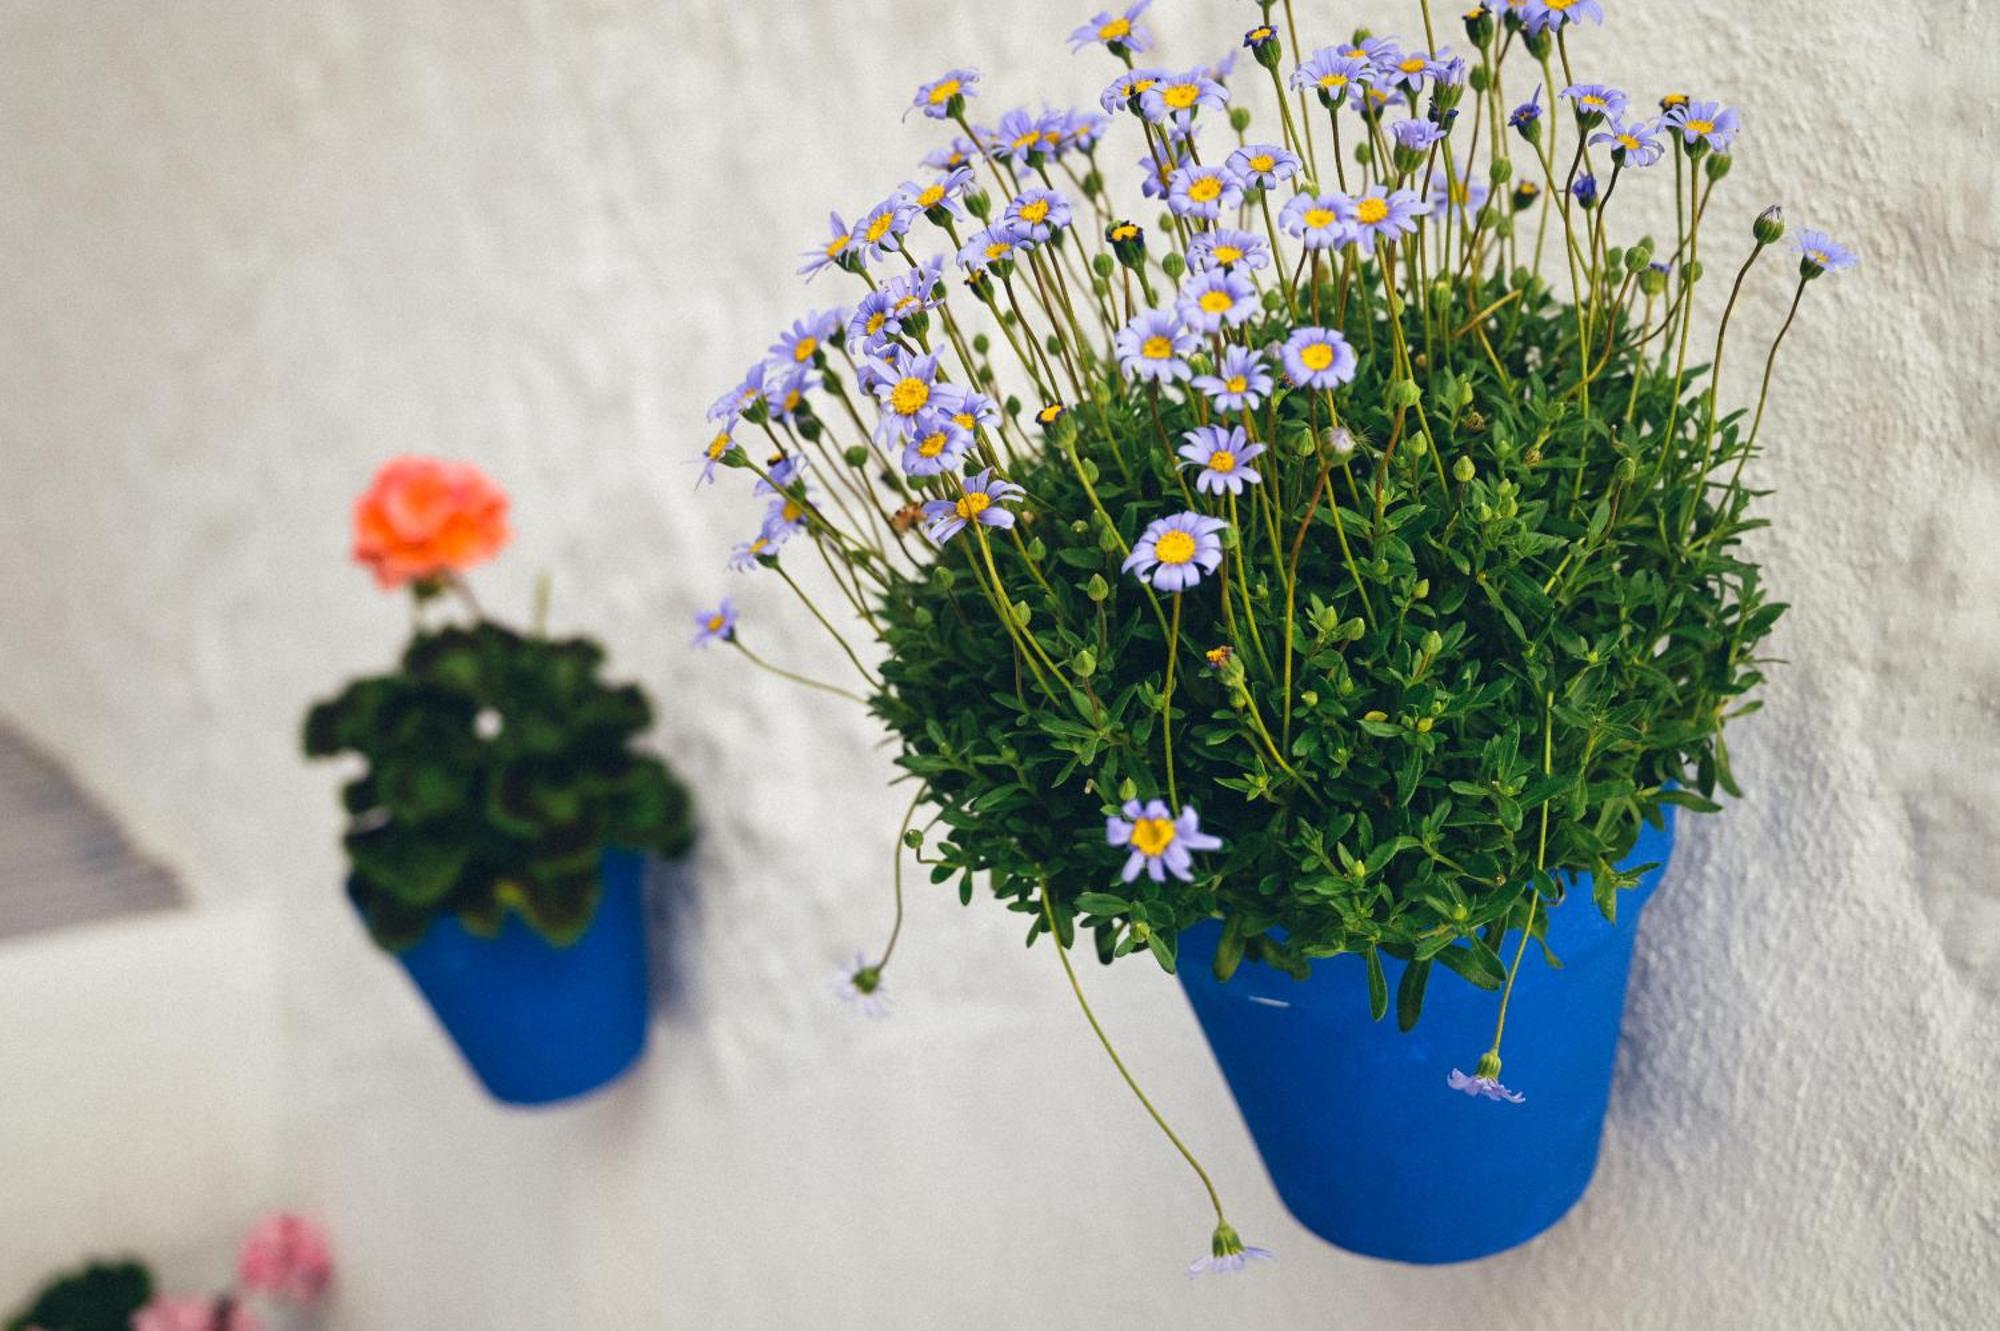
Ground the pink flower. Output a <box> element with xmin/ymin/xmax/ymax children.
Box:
<box><xmin>131</xmin><ymin>1296</ymin><xmax>261</xmax><ymax>1331</ymax></box>
<box><xmin>238</xmin><ymin>1211</ymin><xmax>334</xmax><ymax>1306</ymax></box>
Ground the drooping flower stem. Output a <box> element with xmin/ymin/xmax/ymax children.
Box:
<box><xmin>1679</xmin><ymin>233</ymin><xmax>1771</xmax><ymax>543</ymax></box>
<box><xmin>875</xmin><ymin>784</ymin><xmax>927</xmax><ymax>972</ymax></box>
<box><xmin>729</xmin><ymin>638</ymin><xmax>871</xmax><ymax>705</ymax></box>
<box><xmin>775</xmin><ymin>563</ymin><xmax>881</xmax><ymax>689</ymax></box>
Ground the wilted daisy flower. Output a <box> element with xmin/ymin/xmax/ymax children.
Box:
<box><xmin>1664</xmin><ymin>99</ymin><xmax>1740</xmax><ymax>152</ymax></box>
<box><xmin>1167</xmin><ymin>162</ymin><xmax>1244</xmax><ymax>220</ymax></box>
<box><xmin>1060</xmin><ymin>107</ymin><xmax>1111</xmax><ymax>152</ymax></box>
<box><xmin>1591</xmin><ymin>117</ymin><xmax>1664</xmax><ymax>167</ymax></box>
<box><xmin>1425</xmin><ymin>161</ymin><xmax>1489</xmax><ymax>219</ymax></box>
<box><xmin>1342</xmin><ymin>185</ymin><xmax>1430</xmax><ymax>256</ymax></box>
<box><xmin>900</xmin><ymin>165</ymin><xmax>976</xmax><ymax>222</ymax></box>
<box><xmin>849</xmin><ymin>196</ymin><xmax>918</xmax><ymax>264</ymax></box>
<box><xmin>1104</xmin><ymin>797</ymin><xmax>1225</xmax><ymax>881</ymax></box>
<box><xmin>729</xmin><ymin>532</ymin><xmax>783</xmax><ymax>572</ymax></box>
<box><xmin>991</xmin><ymin>107</ymin><xmax>1048</xmax><ymax>166</ymax></box>
<box><xmin>1525</xmin><ymin>0</ymin><xmax>1605</xmax><ymax>34</ymax></box>
<box><xmin>922</xmin><ymin>137</ymin><xmax>979</xmax><ymax>171</ymax></box>
<box><xmin>694</xmin><ymin>429</ymin><xmax>736</xmax><ymax>486</ymax></box>
<box><xmin>1795</xmin><ymin>229</ymin><xmax>1858</xmax><ymax>277</ymax></box>
<box><xmin>1570</xmin><ymin>173</ymin><xmax>1600</xmax><ymax>209</ymax></box>
<box><xmin>923</xmin><ymin>468</ymin><xmax>1024</xmax><ymax>544</ymax></box>
<box><xmin>1225</xmin><ymin>143</ymin><xmax>1302</xmax><ymax>192</ymax></box>
<box><xmin>1186</xmin><ymin>1222</ymin><xmax>1275</xmax><ymax>1278</ymax></box>
<box><xmin>1509</xmin><ymin>84</ymin><xmax>1544</xmax><ymax>137</ymax></box>
<box><xmin>1178</xmin><ymin>424</ymin><xmax>1265</xmax><ymax>496</ymax></box>
<box><xmin>1070</xmin><ymin>2</ymin><xmax>1154</xmax><ymax>55</ymax></box>
<box><xmin>1280</xmin><ymin>191</ymin><xmax>1348</xmax><ymax>252</ymax></box>
<box><xmin>955</xmin><ymin>224</ymin><xmax>1023</xmax><ymax>275</ymax></box>
<box><xmin>690</xmin><ymin>597</ymin><xmax>737</xmax><ymax>648</ymax></box>
<box><xmin>1281</xmin><ymin>326</ymin><xmax>1358</xmax><ymax>389</ymax></box>
<box><xmin>1115</xmin><ymin>308</ymin><xmax>1198</xmax><ymax>384</ymax></box>
<box><xmin>1449</xmin><ymin>1063</ymin><xmax>1527</xmax><ymax>1103</ymax></box>
<box><xmin>1192</xmin><ymin>345</ymin><xmax>1275</xmax><ymax>411</ymax></box>
<box><xmin>708</xmin><ymin>362</ymin><xmax>768</xmax><ymax>424</ymax></box>
<box><xmin>1186</xmin><ymin>227</ymin><xmax>1271</xmax><ymax>272</ymax></box>
<box><xmin>1100</xmin><ymin>67</ymin><xmax>1168</xmax><ymax>116</ymax></box>
<box><xmin>1003</xmin><ymin>186</ymin><xmax>1073</xmax><ymax>242</ymax></box>
<box><xmin>1291</xmin><ymin>49</ymin><xmax>1373</xmax><ymax>106</ymax></box>
<box><xmin>770</xmin><ymin>309</ymin><xmax>841</xmax><ymax>367</ymax></box>
<box><xmin>1139</xmin><ymin>70</ymin><xmax>1227</xmax><ymax>124</ymax></box>
<box><xmin>752</xmin><ymin>453</ymin><xmax>810</xmax><ymax>497</ymax></box>
<box><xmin>831</xmin><ymin>953</ymin><xmax>890</xmax><ymax>1018</ymax></box>
<box><xmin>912</xmin><ymin>68</ymin><xmax>979</xmax><ymax>121</ymax></box>
<box><xmin>1122</xmin><ymin>511</ymin><xmax>1227</xmax><ymax>592</ymax></box>
<box><xmin>1559</xmin><ymin>83</ymin><xmax>1627</xmax><ymax>126</ymax></box>
<box><xmin>797</xmin><ymin>211</ymin><xmax>855</xmax><ymax>280</ymax></box>
<box><xmin>1176</xmin><ymin>267</ymin><xmax>1259</xmax><ymax>332</ymax></box>
<box><xmin>902</xmin><ymin>414</ymin><xmax>975</xmax><ymax>476</ymax></box>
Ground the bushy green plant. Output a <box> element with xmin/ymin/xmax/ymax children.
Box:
<box><xmin>6</xmin><ymin>1259</ymin><xmax>152</xmax><ymax>1331</ymax></box>
<box><xmin>305</xmin><ymin>621</ymin><xmax>694</xmax><ymax>949</ymax></box>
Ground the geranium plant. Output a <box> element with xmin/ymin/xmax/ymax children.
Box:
<box><xmin>307</xmin><ymin>458</ymin><xmax>694</xmax><ymax>950</ymax></box>
<box><xmin>691</xmin><ymin>0</ymin><xmax>1849</xmax><ymax>1269</ymax></box>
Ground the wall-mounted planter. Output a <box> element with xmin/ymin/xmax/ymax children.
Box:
<box><xmin>1177</xmin><ymin>808</ymin><xmax>1676</xmax><ymax>1264</ymax></box>
<box><xmin>386</xmin><ymin>847</ymin><xmax>651</xmax><ymax>1106</ymax></box>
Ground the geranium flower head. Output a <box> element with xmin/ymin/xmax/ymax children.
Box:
<box><xmin>1105</xmin><ymin>798</ymin><xmax>1224</xmax><ymax>882</ymax></box>
<box><xmin>352</xmin><ymin>457</ymin><xmax>509</xmax><ymax>590</ymax></box>
<box><xmin>1122</xmin><ymin>511</ymin><xmax>1227</xmax><ymax>592</ymax></box>
<box><xmin>238</xmin><ymin>1212</ymin><xmax>333</xmax><ymax>1307</ymax></box>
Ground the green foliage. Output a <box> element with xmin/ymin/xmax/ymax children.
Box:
<box><xmin>6</xmin><ymin>1259</ymin><xmax>152</xmax><ymax>1331</ymax></box>
<box><xmin>305</xmin><ymin>621</ymin><xmax>694</xmax><ymax>949</ymax></box>
<box><xmin>873</xmin><ymin>266</ymin><xmax>1780</xmax><ymax>1020</ymax></box>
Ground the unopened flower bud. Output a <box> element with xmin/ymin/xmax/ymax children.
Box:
<box><xmin>1160</xmin><ymin>251</ymin><xmax>1186</xmax><ymax>281</ymax></box>
<box><xmin>1452</xmin><ymin>455</ymin><xmax>1476</xmax><ymax>483</ymax></box>
<box><xmin>1704</xmin><ymin>152</ymin><xmax>1733</xmax><ymax>181</ymax></box>
<box><xmin>1229</xmin><ymin>106</ymin><xmax>1253</xmax><ymax>133</ymax></box>
<box><xmin>1488</xmin><ymin>156</ymin><xmax>1513</xmax><ymax>185</ymax></box>
<box><xmin>1323</xmin><ymin>425</ymin><xmax>1356</xmax><ymax>456</ymax></box>
<box><xmin>1753</xmin><ymin>204</ymin><xmax>1785</xmax><ymax>246</ymax></box>
<box><xmin>1463</xmin><ymin>6</ymin><xmax>1494</xmax><ymax>46</ymax></box>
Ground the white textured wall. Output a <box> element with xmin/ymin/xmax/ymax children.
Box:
<box><xmin>2</xmin><ymin>1</ymin><xmax>1997</xmax><ymax>1326</ymax></box>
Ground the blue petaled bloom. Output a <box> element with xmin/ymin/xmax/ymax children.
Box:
<box><xmin>922</xmin><ymin>137</ymin><xmax>979</xmax><ymax>171</ymax></box>
<box><xmin>690</xmin><ymin>598</ymin><xmax>737</xmax><ymax>648</ymax></box>
<box><xmin>1002</xmin><ymin>187</ymin><xmax>1073</xmax><ymax>242</ymax></box>
<box><xmin>1192</xmin><ymin>345</ymin><xmax>1275</xmax><ymax>412</ymax></box>
<box><xmin>991</xmin><ymin>107</ymin><xmax>1048</xmax><ymax>166</ymax></box>
<box><xmin>947</xmin><ymin>390</ymin><xmax>1001</xmax><ymax>437</ymax></box>
<box><xmin>1559</xmin><ymin>83</ymin><xmax>1627</xmax><ymax>125</ymax></box>
<box><xmin>922</xmin><ymin>468</ymin><xmax>1023</xmax><ymax>545</ymax></box>
<box><xmin>798</xmin><ymin>212</ymin><xmax>855</xmax><ymax>280</ymax></box>
<box><xmin>1449</xmin><ymin>1067</ymin><xmax>1527</xmax><ymax>1103</ymax></box>
<box><xmin>1060</xmin><ymin>108</ymin><xmax>1111</xmax><ymax>152</ymax></box>
<box><xmin>694</xmin><ymin>429</ymin><xmax>736</xmax><ymax>487</ymax></box>
<box><xmin>762</xmin><ymin>366</ymin><xmax>818</xmax><ymax>425</ymax></box>
<box><xmin>1122</xmin><ymin>511</ymin><xmax>1228</xmax><ymax>592</ymax></box>
<box><xmin>1186</xmin><ymin>227</ymin><xmax>1271</xmax><ymax>272</ymax></box>
<box><xmin>1664</xmin><ymin>100</ymin><xmax>1740</xmax><ymax>152</ymax></box>
<box><xmin>1225</xmin><ymin>143</ymin><xmax>1301</xmax><ymax>192</ymax></box>
<box><xmin>1570</xmin><ymin>173</ymin><xmax>1600</xmax><ymax>208</ymax></box>
<box><xmin>867</xmin><ymin>350</ymin><xmax>959</xmax><ymax>442</ymax></box>
<box><xmin>912</xmin><ymin>68</ymin><xmax>979</xmax><ymax>121</ymax></box>
<box><xmin>1591</xmin><ymin>118</ymin><xmax>1664</xmax><ymax>167</ymax></box>
<box><xmin>1139</xmin><ymin>70</ymin><xmax>1228</xmax><ymax>125</ymax></box>
<box><xmin>728</xmin><ymin>531</ymin><xmax>785</xmax><ymax>572</ymax></box>
<box><xmin>708</xmin><ymin>362</ymin><xmax>767</xmax><ymax>424</ymax></box>
<box><xmin>900</xmin><ymin>166</ymin><xmax>976</xmax><ymax>221</ymax></box>
<box><xmin>1524</xmin><ymin>0</ymin><xmax>1605</xmax><ymax>34</ymax></box>
<box><xmin>1281</xmin><ymin>326</ymin><xmax>1359</xmax><ymax>390</ymax></box>
<box><xmin>901</xmin><ymin>413</ymin><xmax>975</xmax><ymax>477</ymax></box>
<box><xmin>1100</xmin><ymin>68</ymin><xmax>1169</xmax><ymax>116</ymax></box>
<box><xmin>1033</xmin><ymin>108</ymin><xmax>1075</xmax><ymax>160</ymax></box>
<box><xmin>849</xmin><ymin>196</ymin><xmax>918</xmax><ymax>264</ymax></box>
<box><xmin>1175</xmin><ymin>267</ymin><xmax>1259</xmax><ymax>333</ymax></box>
<box><xmin>761</xmin><ymin>489</ymin><xmax>812</xmax><ymax>544</ymax></box>
<box><xmin>1280</xmin><ymin>192</ymin><xmax>1348</xmax><ymax>252</ymax></box>
<box><xmin>1289</xmin><ymin>49</ymin><xmax>1373</xmax><ymax>105</ymax></box>
<box><xmin>1383</xmin><ymin>47</ymin><xmax>1448</xmax><ymax>93</ymax></box>
<box><xmin>1138</xmin><ymin>138</ymin><xmax>1195</xmax><ymax>200</ymax></box>
<box><xmin>770</xmin><ymin>309</ymin><xmax>842</xmax><ymax>368</ymax></box>
<box><xmin>847</xmin><ymin>280</ymin><xmax>933</xmax><ymax>356</ymax></box>
<box><xmin>1425</xmin><ymin>160</ymin><xmax>1489</xmax><ymax>219</ymax></box>
<box><xmin>1167</xmin><ymin>162</ymin><xmax>1244</xmax><ymax>221</ymax></box>
<box><xmin>1105</xmin><ymin>798</ymin><xmax>1225</xmax><ymax>882</ymax></box>
<box><xmin>955</xmin><ymin>225</ymin><xmax>1023</xmax><ymax>275</ymax></box>
<box><xmin>1390</xmin><ymin>118</ymin><xmax>1447</xmax><ymax>154</ymax></box>
<box><xmin>1342</xmin><ymin>185</ymin><xmax>1431</xmax><ymax>256</ymax></box>
<box><xmin>752</xmin><ymin>452</ymin><xmax>810</xmax><ymax>497</ymax></box>
<box><xmin>1795</xmin><ymin>229</ymin><xmax>1858</xmax><ymax>277</ymax></box>
<box><xmin>1178</xmin><ymin>424</ymin><xmax>1265</xmax><ymax>496</ymax></box>
<box><xmin>1115</xmin><ymin>309</ymin><xmax>1198</xmax><ymax>384</ymax></box>
<box><xmin>1509</xmin><ymin>85</ymin><xmax>1543</xmax><ymax>136</ymax></box>
<box><xmin>1069</xmin><ymin>2</ymin><xmax>1154</xmax><ymax>54</ymax></box>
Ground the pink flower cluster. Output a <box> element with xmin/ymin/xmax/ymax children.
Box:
<box><xmin>131</xmin><ymin>1212</ymin><xmax>332</xmax><ymax>1330</ymax></box>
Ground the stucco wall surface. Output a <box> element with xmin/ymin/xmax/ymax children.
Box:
<box><xmin>1</xmin><ymin>2</ymin><xmax>1995</xmax><ymax>1327</ymax></box>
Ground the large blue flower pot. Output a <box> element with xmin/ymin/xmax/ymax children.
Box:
<box><xmin>390</xmin><ymin>848</ymin><xmax>651</xmax><ymax>1106</ymax></box>
<box><xmin>1177</xmin><ymin>808</ymin><xmax>1675</xmax><ymax>1264</ymax></box>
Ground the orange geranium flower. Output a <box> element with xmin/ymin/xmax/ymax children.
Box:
<box><xmin>352</xmin><ymin>457</ymin><xmax>510</xmax><ymax>589</ymax></box>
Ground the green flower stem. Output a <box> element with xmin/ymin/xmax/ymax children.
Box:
<box><xmin>1280</xmin><ymin>0</ymin><xmax>1319</xmax><ymax>178</ymax></box>
<box><xmin>1039</xmin><ymin>890</ymin><xmax>1229</xmax><ymax>1232</ymax></box>
<box><xmin>1679</xmin><ymin>234</ymin><xmax>1772</xmax><ymax>543</ymax></box>
<box><xmin>1708</xmin><ymin>273</ymin><xmax>1809</xmax><ymax>550</ymax></box>
<box><xmin>1487</xmin><ymin>689</ymin><xmax>1557</xmax><ymax>1062</ymax></box>
<box><xmin>729</xmin><ymin>638</ymin><xmax>871</xmax><ymax>705</ymax></box>
<box><xmin>874</xmin><ymin>783</ymin><xmax>927</xmax><ymax>972</ymax></box>
<box><xmin>1162</xmin><ymin>594</ymin><xmax>1183</xmax><ymax>807</ymax></box>
<box><xmin>970</xmin><ymin>524</ymin><xmax>1067</xmax><ymax>696</ymax></box>
<box><xmin>774</xmin><ymin>563</ymin><xmax>881</xmax><ymax>689</ymax></box>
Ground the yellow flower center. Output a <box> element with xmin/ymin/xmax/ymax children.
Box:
<box><xmin>866</xmin><ymin>311</ymin><xmax>888</xmax><ymax>335</ymax></box>
<box><xmin>985</xmin><ymin>240</ymin><xmax>1014</xmax><ymax>262</ymax></box>
<box><xmin>1208</xmin><ymin>450</ymin><xmax>1237</xmax><ymax>473</ymax></box>
<box><xmin>1188</xmin><ymin>176</ymin><xmax>1224</xmax><ymax>203</ymax></box>
<box><xmin>1154</xmin><ymin>529</ymin><xmax>1198</xmax><ymax>565</ymax></box>
<box><xmin>1400</xmin><ymin>57</ymin><xmax>1425</xmax><ymax>74</ymax></box>
<box><xmin>792</xmin><ymin>336</ymin><xmax>818</xmax><ymax>363</ymax></box>
<box><xmin>890</xmin><ymin>377</ymin><xmax>930</xmax><ymax>415</ymax></box>
<box><xmin>1300</xmin><ymin>342</ymin><xmax>1335</xmax><ymax>371</ymax></box>
<box><xmin>1249</xmin><ymin>26</ymin><xmax>1274</xmax><ymax>42</ymax></box>
<box><xmin>1662</xmin><ymin>93</ymin><xmax>1689</xmax><ymax>108</ymax></box>
<box><xmin>1547</xmin><ymin>0</ymin><xmax>1578</xmax><ymax>10</ymax></box>
<box><xmin>917</xmin><ymin>432</ymin><xmax>948</xmax><ymax>458</ymax></box>
<box><xmin>1100</xmin><ymin>17</ymin><xmax>1131</xmax><ymax>40</ymax></box>
<box><xmin>1019</xmin><ymin>198</ymin><xmax>1051</xmax><ymax>224</ymax></box>
<box><xmin>1356</xmin><ymin>196</ymin><xmax>1391</xmax><ymax>225</ymax></box>
<box><xmin>865</xmin><ymin>211</ymin><xmax>895</xmax><ymax>242</ymax></box>
<box><xmin>1163</xmin><ymin>83</ymin><xmax>1201</xmax><ymax>110</ymax></box>
<box><xmin>1807</xmin><ymin>250</ymin><xmax>1830</xmax><ymax>267</ymax></box>
<box><xmin>1141</xmin><ymin>335</ymin><xmax>1175</xmax><ymax>360</ymax></box>
<box><xmin>1618</xmin><ymin>134</ymin><xmax>1641</xmax><ymax>151</ymax></box>
<box><xmin>893</xmin><ymin>294</ymin><xmax>919</xmax><ymax>313</ymax></box>
<box><xmin>782</xmin><ymin>390</ymin><xmax>801</xmax><ymax>411</ymax></box>
<box><xmin>928</xmin><ymin>79</ymin><xmax>960</xmax><ymax>105</ymax></box>
<box><xmin>706</xmin><ymin>613</ymin><xmax>727</xmax><ymax>632</ymax></box>
<box><xmin>1319</xmin><ymin>73</ymin><xmax>1351</xmax><ymax>89</ymax></box>
<box><xmin>1011</xmin><ymin>131</ymin><xmax>1040</xmax><ymax>152</ymax></box>
<box><xmin>1249</xmin><ymin>153</ymin><xmax>1276</xmax><ymax>173</ymax></box>
<box><xmin>953</xmin><ymin>412</ymin><xmax>976</xmax><ymax>431</ymax></box>
<box><xmin>706</xmin><ymin>433</ymin><xmax>730</xmax><ymax>460</ymax></box>
<box><xmin>916</xmin><ymin>184</ymin><xmax>946</xmax><ymax>209</ymax></box>
<box><xmin>1302</xmin><ymin>208</ymin><xmax>1336</xmax><ymax>230</ymax></box>
<box><xmin>1111</xmin><ymin>223</ymin><xmax>1140</xmax><ymax>241</ymax></box>
<box><xmin>1225</xmin><ymin>374</ymin><xmax>1248</xmax><ymax>393</ymax></box>
<box><xmin>1685</xmin><ymin>118</ymin><xmax>1715</xmax><ymax>134</ymax></box>
<box><xmin>1129</xmin><ymin>77</ymin><xmax>1158</xmax><ymax>96</ymax></box>
<box><xmin>1130</xmin><ymin>817</ymin><xmax>1177</xmax><ymax>857</ymax></box>
<box><xmin>1037</xmin><ymin>404</ymin><xmax>1065</xmax><ymax>424</ymax></box>
<box><xmin>956</xmin><ymin>490</ymin><xmax>992</xmax><ymax>520</ymax></box>
<box><xmin>1198</xmin><ymin>290</ymin><xmax>1234</xmax><ymax>314</ymax></box>
<box><xmin>825</xmin><ymin>235</ymin><xmax>849</xmax><ymax>259</ymax></box>
<box><xmin>1214</xmin><ymin>243</ymin><xmax>1245</xmax><ymax>264</ymax></box>
<box><xmin>782</xmin><ymin>499</ymin><xmax>804</xmax><ymax>523</ymax></box>
<box><xmin>750</xmin><ymin>538</ymin><xmax>769</xmax><ymax>555</ymax></box>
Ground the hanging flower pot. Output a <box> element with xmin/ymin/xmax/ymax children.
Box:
<box><xmin>306</xmin><ymin>458</ymin><xmax>695</xmax><ymax>1107</ymax></box>
<box><xmin>1177</xmin><ymin>808</ymin><xmax>1675</xmax><ymax>1264</ymax></box>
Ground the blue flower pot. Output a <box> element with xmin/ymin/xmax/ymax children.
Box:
<box><xmin>389</xmin><ymin>848</ymin><xmax>651</xmax><ymax>1106</ymax></box>
<box><xmin>1177</xmin><ymin>808</ymin><xmax>1675</xmax><ymax>1264</ymax></box>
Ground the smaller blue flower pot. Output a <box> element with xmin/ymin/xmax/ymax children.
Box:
<box><xmin>388</xmin><ymin>848</ymin><xmax>651</xmax><ymax>1106</ymax></box>
<box><xmin>1178</xmin><ymin>808</ymin><xmax>1675</xmax><ymax>1264</ymax></box>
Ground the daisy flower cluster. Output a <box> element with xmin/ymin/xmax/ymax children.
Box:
<box><xmin>690</xmin><ymin>0</ymin><xmax>1849</xmax><ymax>1271</ymax></box>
